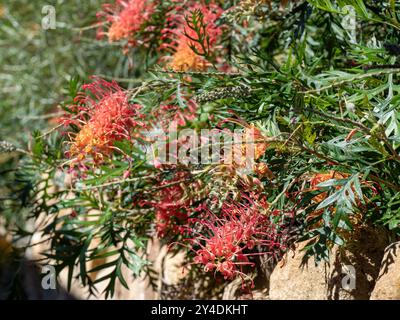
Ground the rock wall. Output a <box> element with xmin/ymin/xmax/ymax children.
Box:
<box><xmin>3</xmin><ymin>230</ymin><xmax>400</xmax><ymax>300</ymax></box>
<box><xmin>269</xmin><ymin>226</ymin><xmax>391</xmax><ymax>300</ymax></box>
<box><xmin>370</xmin><ymin>242</ymin><xmax>400</xmax><ymax>300</ymax></box>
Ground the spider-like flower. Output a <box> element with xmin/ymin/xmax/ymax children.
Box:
<box><xmin>62</xmin><ymin>77</ymin><xmax>145</xmax><ymax>164</ymax></box>
<box><xmin>162</xmin><ymin>1</ymin><xmax>224</xmax><ymax>71</ymax></box>
<box><xmin>189</xmin><ymin>199</ymin><xmax>287</xmax><ymax>282</ymax></box>
<box><xmin>154</xmin><ymin>100</ymin><xmax>198</xmax><ymax>129</ymax></box>
<box><xmin>139</xmin><ymin>171</ymin><xmax>193</xmax><ymax>238</ymax></box>
<box><xmin>97</xmin><ymin>0</ymin><xmax>155</xmax><ymax>44</ymax></box>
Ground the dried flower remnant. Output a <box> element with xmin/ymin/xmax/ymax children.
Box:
<box><xmin>195</xmin><ymin>85</ymin><xmax>251</xmax><ymax>104</ymax></box>
<box><xmin>224</xmin><ymin>124</ymin><xmax>269</xmax><ymax>171</ymax></box>
<box><xmin>62</xmin><ymin>78</ymin><xmax>145</xmax><ymax>163</ymax></box>
<box><xmin>0</xmin><ymin>141</ymin><xmax>17</xmax><ymax>154</ymax></box>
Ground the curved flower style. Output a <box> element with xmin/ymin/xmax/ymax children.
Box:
<box><xmin>62</xmin><ymin>78</ymin><xmax>145</xmax><ymax>163</ymax></box>
<box><xmin>162</xmin><ymin>1</ymin><xmax>224</xmax><ymax>71</ymax></box>
<box><xmin>190</xmin><ymin>199</ymin><xmax>287</xmax><ymax>283</ymax></box>
<box><xmin>153</xmin><ymin>100</ymin><xmax>198</xmax><ymax>129</ymax></box>
<box><xmin>139</xmin><ymin>171</ymin><xmax>193</xmax><ymax>237</ymax></box>
<box><xmin>97</xmin><ymin>0</ymin><xmax>155</xmax><ymax>44</ymax></box>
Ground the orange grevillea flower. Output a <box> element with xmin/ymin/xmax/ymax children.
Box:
<box><xmin>62</xmin><ymin>78</ymin><xmax>145</xmax><ymax>163</ymax></box>
<box><xmin>97</xmin><ymin>0</ymin><xmax>155</xmax><ymax>44</ymax></box>
<box><xmin>168</xmin><ymin>42</ymin><xmax>210</xmax><ymax>72</ymax></box>
<box><xmin>242</xmin><ymin>124</ymin><xmax>268</xmax><ymax>160</ymax></box>
<box><xmin>253</xmin><ymin>162</ymin><xmax>275</xmax><ymax>179</ymax></box>
<box><xmin>224</xmin><ymin>124</ymin><xmax>269</xmax><ymax>171</ymax></box>
<box><xmin>309</xmin><ymin>171</ymin><xmax>350</xmax><ymax>203</ymax></box>
<box><xmin>162</xmin><ymin>1</ymin><xmax>224</xmax><ymax>71</ymax></box>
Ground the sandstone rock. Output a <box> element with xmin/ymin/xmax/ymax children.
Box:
<box><xmin>268</xmin><ymin>226</ymin><xmax>390</xmax><ymax>300</ymax></box>
<box><xmin>269</xmin><ymin>242</ymin><xmax>330</xmax><ymax>300</ymax></box>
<box><xmin>222</xmin><ymin>278</ymin><xmax>269</xmax><ymax>300</ymax></box>
<box><xmin>370</xmin><ymin>242</ymin><xmax>400</xmax><ymax>300</ymax></box>
<box><xmin>327</xmin><ymin>226</ymin><xmax>389</xmax><ymax>300</ymax></box>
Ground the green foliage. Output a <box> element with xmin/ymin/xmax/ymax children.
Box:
<box><xmin>1</xmin><ymin>0</ymin><xmax>400</xmax><ymax>297</ymax></box>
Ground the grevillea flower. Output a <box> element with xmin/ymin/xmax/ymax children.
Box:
<box><xmin>309</xmin><ymin>171</ymin><xmax>350</xmax><ymax>203</ymax></box>
<box><xmin>188</xmin><ymin>198</ymin><xmax>287</xmax><ymax>283</ymax></box>
<box><xmin>253</xmin><ymin>162</ymin><xmax>275</xmax><ymax>179</ymax></box>
<box><xmin>97</xmin><ymin>0</ymin><xmax>155</xmax><ymax>44</ymax></box>
<box><xmin>168</xmin><ymin>42</ymin><xmax>210</xmax><ymax>72</ymax></box>
<box><xmin>162</xmin><ymin>1</ymin><xmax>224</xmax><ymax>71</ymax></box>
<box><xmin>244</xmin><ymin>124</ymin><xmax>269</xmax><ymax>160</ymax></box>
<box><xmin>223</xmin><ymin>124</ymin><xmax>270</xmax><ymax>174</ymax></box>
<box><xmin>62</xmin><ymin>77</ymin><xmax>145</xmax><ymax>163</ymax></box>
<box><xmin>139</xmin><ymin>171</ymin><xmax>193</xmax><ymax>237</ymax></box>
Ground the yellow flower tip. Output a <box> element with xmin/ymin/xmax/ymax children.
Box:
<box><xmin>70</xmin><ymin>124</ymin><xmax>110</xmax><ymax>161</ymax></box>
<box><xmin>108</xmin><ymin>20</ymin><xmax>127</xmax><ymax>42</ymax></box>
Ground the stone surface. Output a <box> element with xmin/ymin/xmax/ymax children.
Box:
<box><xmin>370</xmin><ymin>242</ymin><xmax>400</xmax><ymax>300</ymax></box>
<box><xmin>269</xmin><ymin>242</ymin><xmax>330</xmax><ymax>300</ymax></box>
<box><xmin>327</xmin><ymin>226</ymin><xmax>389</xmax><ymax>300</ymax></box>
<box><xmin>268</xmin><ymin>226</ymin><xmax>390</xmax><ymax>300</ymax></box>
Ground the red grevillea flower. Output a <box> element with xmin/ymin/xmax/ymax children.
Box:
<box><xmin>189</xmin><ymin>199</ymin><xmax>287</xmax><ymax>282</ymax></box>
<box><xmin>96</xmin><ymin>0</ymin><xmax>155</xmax><ymax>44</ymax></box>
<box><xmin>140</xmin><ymin>171</ymin><xmax>192</xmax><ymax>238</ymax></box>
<box><xmin>61</xmin><ymin>77</ymin><xmax>145</xmax><ymax>163</ymax></box>
<box><xmin>161</xmin><ymin>1</ymin><xmax>224</xmax><ymax>71</ymax></box>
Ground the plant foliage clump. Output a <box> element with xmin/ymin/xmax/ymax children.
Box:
<box><xmin>1</xmin><ymin>0</ymin><xmax>400</xmax><ymax>298</ymax></box>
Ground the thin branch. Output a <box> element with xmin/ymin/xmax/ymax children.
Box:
<box><xmin>150</xmin><ymin>68</ymin><xmax>242</xmax><ymax>77</ymax></box>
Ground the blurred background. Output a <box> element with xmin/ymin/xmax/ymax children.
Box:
<box><xmin>0</xmin><ymin>0</ymin><xmax>138</xmax><ymax>299</ymax></box>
